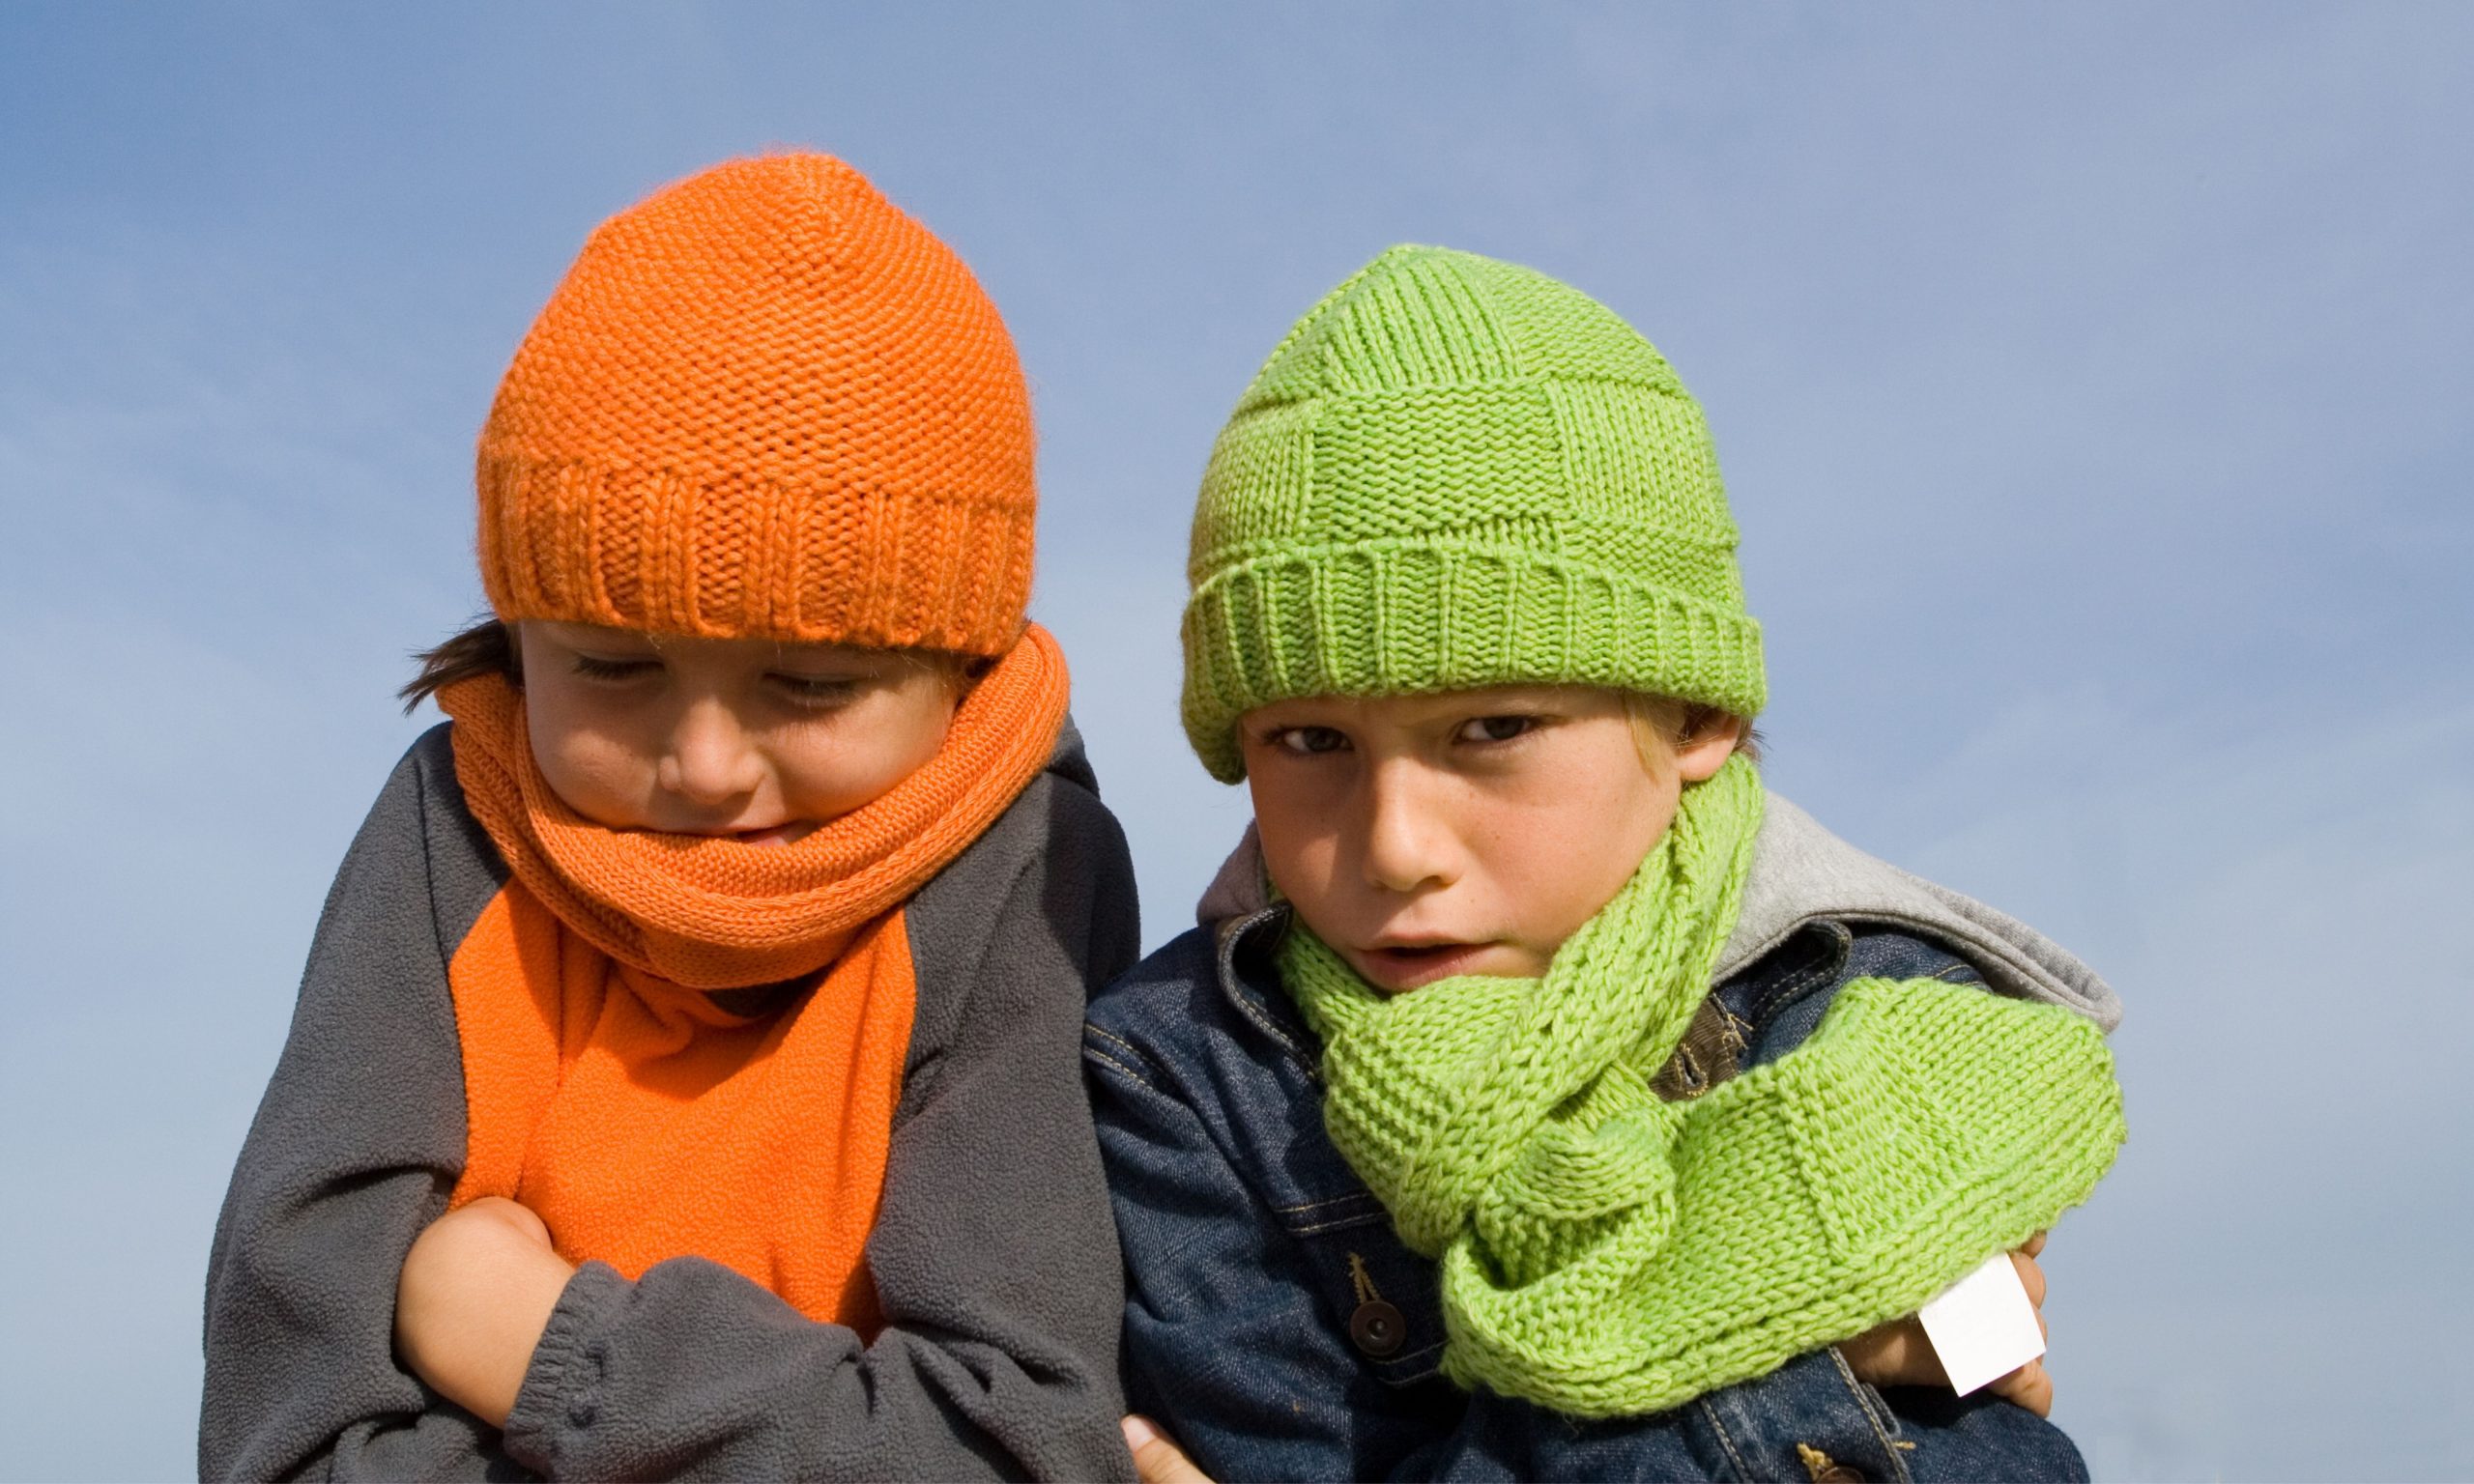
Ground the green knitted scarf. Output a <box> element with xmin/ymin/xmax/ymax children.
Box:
<box><xmin>1280</xmin><ymin>756</ymin><xmax>2125</xmax><ymax>1416</ymax></box>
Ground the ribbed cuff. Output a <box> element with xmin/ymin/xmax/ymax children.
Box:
<box><xmin>502</xmin><ymin>1260</ymin><xmax>631</xmax><ymax>1478</ymax></box>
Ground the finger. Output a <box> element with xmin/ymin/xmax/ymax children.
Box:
<box><xmin>1123</xmin><ymin>1415</ymin><xmax>1217</xmax><ymax>1484</ymax></box>
<box><xmin>1994</xmin><ymin>1358</ymin><xmax>2054</xmax><ymax>1417</ymax></box>
<box><xmin>1990</xmin><ymin>1359</ymin><xmax>2038</xmax><ymax>1415</ymax></box>
<box><xmin>2020</xmin><ymin>1231</ymin><xmax>2048</xmax><ymax>1259</ymax></box>
<box><xmin>1841</xmin><ymin>1318</ymin><xmax>1942</xmax><ymax>1388</ymax></box>
<box><xmin>2010</xmin><ymin>1251</ymin><xmax>2047</xmax><ymax>1310</ymax></box>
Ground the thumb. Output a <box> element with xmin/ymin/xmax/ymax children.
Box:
<box><xmin>1123</xmin><ymin>1415</ymin><xmax>1217</xmax><ymax>1484</ymax></box>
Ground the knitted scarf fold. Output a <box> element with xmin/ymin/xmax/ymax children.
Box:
<box><xmin>438</xmin><ymin>622</ymin><xmax>1070</xmax><ymax>989</ymax></box>
<box><xmin>1280</xmin><ymin>756</ymin><xmax>2125</xmax><ymax>1416</ymax></box>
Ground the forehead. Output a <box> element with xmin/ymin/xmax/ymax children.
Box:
<box><xmin>1245</xmin><ymin>684</ymin><xmax>1625</xmax><ymax>728</ymax></box>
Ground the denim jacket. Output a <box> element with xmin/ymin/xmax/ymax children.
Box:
<box><xmin>1083</xmin><ymin>799</ymin><xmax>2120</xmax><ymax>1483</ymax></box>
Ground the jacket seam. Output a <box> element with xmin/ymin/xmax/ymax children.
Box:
<box><xmin>1082</xmin><ymin>1043</ymin><xmax>1157</xmax><ymax>1095</ymax></box>
<box><xmin>1228</xmin><ymin>985</ymin><xmax>1314</xmax><ymax>1070</ymax></box>
<box><xmin>1740</xmin><ymin>923</ymin><xmax>1852</xmax><ymax>1031</ymax></box>
<box><xmin>1217</xmin><ymin>910</ymin><xmax>1319</xmax><ymax>1073</ymax></box>
<box><xmin>1082</xmin><ymin>1024</ymin><xmax>1169</xmax><ymax>1091</ymax></box>
<box><xmin>1270</xmin><ymin>1191</ymin><xmax>1379</xmax><ymax>1215</ymax></box>
<box><xmin>411</xmin><ymin>748</ymin><xmax>476</xmax><ymax>1189</ymax></box>
<box><xmin>1825</xmin><ymin>1345</ymin><xmax>1913</xmax><ymax>1484</ymax></box>
<box><xmin>1287</xmin><ymin>1210</ymin><xmax>1390</xmax><ymax>1237</ymax></box>
<box><xmin>1694</xmin><ymin>1394</ymin><xmax>1756</xmax><ymax>1481</ymax></box>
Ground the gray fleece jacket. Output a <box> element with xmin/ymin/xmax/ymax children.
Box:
<box><xmin>200</xmin><ymin>721</ymin><xmax>1142</xmax><ymax>1482</ymax></box>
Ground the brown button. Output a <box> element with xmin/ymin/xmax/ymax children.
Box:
<box><xmin>1349</xmin><ymin>1298</ymin><xmax>1406</xmax><ymax>1356</ymax></box>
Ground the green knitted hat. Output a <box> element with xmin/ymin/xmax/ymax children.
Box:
<box><xmin>1180</xmin><ymin>245</ymin><xmax>1765</xmax><ymax>782</ymax></box>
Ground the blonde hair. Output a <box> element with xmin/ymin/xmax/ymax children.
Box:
<box><xmin>1623</xmin><ymin>694</ymin><xmax>1759</xmax><ymax>781</ymax></box>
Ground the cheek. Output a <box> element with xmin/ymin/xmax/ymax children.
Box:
<box><xmin>1487</xmin><ymin>750</ymin><xmax>1680</xmax><ymax>944</ymax></box>
<box><xmin>524</xmin><ymin>689</ymin><xmax>658</xmax><ymax>819</ymax></box>
<box><xmin>771</xmin><ymin>686</ymin><xmax>957</xmax><ymax>817</ymax></box>
<box><xmin>1246</xmin><ymin>769</ymin><xmax>1343</xmax><ymax>905</ymax></box>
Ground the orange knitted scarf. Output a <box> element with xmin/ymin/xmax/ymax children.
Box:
<box><xmin>431</xmin><ymin>624</ymin><xmax>1068</xmax><ymax>1327</ymax></box>
<box><xmin>437</xmin><ymin>624</ymin><xmax>1071</xmax><ymax>990</ymax></box>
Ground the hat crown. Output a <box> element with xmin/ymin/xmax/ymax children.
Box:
<box><xmin>1240</xmin><ymin>244</ymin><xmax>1682</xmax><ymax>405</ymax></box>
<box><xmin>477</xmin><ymin>153</ymin><xmax>1036</xmax><ymax>651</ymax></box>
<box><xmin>1190</xmin><ymin>245</ymin><xmax>1740</xmax><ymax>586</ymax></box>
<box><xmin>1179</xmin><ymin>246</ymin><xmax>1765</xmax><ymax>782</ymax></box>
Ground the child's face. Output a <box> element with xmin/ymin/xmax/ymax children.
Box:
<box><xmin>515</xmin><ymin>621</ymin><xmax>960</xmax><ymax>846</ymax></box>
<box><xmin>1241</xmin><ymin>687</ymin><xmax>1738</xmax><ymax>992</ymax></box>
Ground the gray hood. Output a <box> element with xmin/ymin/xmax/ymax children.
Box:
<box><xmin>1194</xmin><ymin>791</ymin><xmax>2121</xmax><ymax>1033</ymax></box>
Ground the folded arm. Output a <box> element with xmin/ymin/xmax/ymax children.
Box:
<box><xmin>491</xmin><ymin>774</ymin><xmax>1143</xmax><ymax>1481</ymax></box>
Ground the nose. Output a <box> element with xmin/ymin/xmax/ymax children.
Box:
<box><xmin>1359</xmin><ymin>758</ymin><xmax>1459</xmax><ymax>896</ymax></box>
<box><xmin>656</xmin><ymin>697</ymin><xmax>765</xmax><ymax>807</ymax></box>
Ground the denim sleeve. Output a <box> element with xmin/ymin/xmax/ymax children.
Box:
<box><xmin>1087</xmin><ymin>1035</ymin><xmax>1393</xmax><ymax>1481</ymax></box>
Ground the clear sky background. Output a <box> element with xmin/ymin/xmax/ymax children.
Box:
<box><xmin>3</xmin><ymin>4</ymin><xmax>2467</xmax><ymax>1478</ymax></box>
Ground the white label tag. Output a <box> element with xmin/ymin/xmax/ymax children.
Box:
<box><xmin>1915</xmin><ymin>1252</ymin><xmax>2046</xmax><ymax>1397</ymax></box>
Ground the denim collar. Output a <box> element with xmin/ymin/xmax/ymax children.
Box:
<box><xmin>1213</xmin><ymin>902</ymin><xmax>1326</xmax><ymax>1077</ymax></box>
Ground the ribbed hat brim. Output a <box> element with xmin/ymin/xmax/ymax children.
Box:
<box><xmin>1181</xmin><ymin>537</ymin><xmax>1766</xmax><ymax>782</ymax></box>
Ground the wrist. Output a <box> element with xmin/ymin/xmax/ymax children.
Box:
<box><xmin>395</xmin><ymin>1208</ymin><xmax>578</xmax><ymax>1428</ymax></box>
<box><xmin>458</xmin><ymin>1242</ymin><xmax>577</xmax><ymax>1427</ymax></box>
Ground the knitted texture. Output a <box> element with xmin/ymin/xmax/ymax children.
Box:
<box><xmin>1181</xmin><ymin>245</ymin><xmax>1763</xmax><ymax>781</ymax></box>
<box><xmin>436</xmin><ymin>623</ymin><xmax>1070</xmax><ymax>989</ymax></box>
<box><xmin>1280</xmin><ymin>756</ymin><xmax>2126</xmax><ymax>1416</ymax></box>
<box><xmin>478</xmin><ymin>152</ymin><xmax>1036</xmax><ymax>654</ymax></box>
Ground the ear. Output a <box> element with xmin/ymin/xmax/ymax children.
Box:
<box><xmin>1673</xmin><ymin>713</ymin><xmax>1743</xmax><ymax>784</ymax></box>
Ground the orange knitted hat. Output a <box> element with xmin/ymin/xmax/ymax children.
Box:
<box><xmin>476</xmin><ymin>153</ymin><xmax>1036</xmax><ymax>654</ymax></box>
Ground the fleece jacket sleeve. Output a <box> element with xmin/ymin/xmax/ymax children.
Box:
<box><xmin>498</xmin><ymin>755</ymin><xmax>1146</xmax><ymax>1482</ymax></box>
<box><xmin>199</xmin><ymin>727</ymin><xmax>522</xmax><ymax>1482</ymax></box>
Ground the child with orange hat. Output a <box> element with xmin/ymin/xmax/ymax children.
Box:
<box><xmin>201</xmin><ymin>154</ymin><xmax>1140</xmax><ymax>1481</ymax></box>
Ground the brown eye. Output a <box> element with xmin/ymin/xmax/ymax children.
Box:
<box><xmin>1276</xmin><ymin>726</ymin><xmax>1350</xmax><ymax>756</ymax></box>
<box><xmin>1459</xmin><ymin>715</ymin><xmax>1537</xmax><ymax>744</ymax></box>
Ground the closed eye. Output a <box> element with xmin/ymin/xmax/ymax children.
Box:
<box><xmin>768</xmin><ymin>674</ymin><xmax>861</xmax><ymax>707</ymax></box>
<box><xmin>570</xmin><ymin>654</ymin><xmax>660</xmax><ymax>682</ymax></box>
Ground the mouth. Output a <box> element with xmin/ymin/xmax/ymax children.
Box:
<box><xmin>1355</xmin><ymin>941</ymin><xmax>1494</xmax><ymax>989</ymax></box>
<box><xmin>725</xmin><ymin>821</ymin><xmax>817</xmax><ymax>848</ymax></box>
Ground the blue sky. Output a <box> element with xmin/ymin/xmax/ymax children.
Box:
<box><xmin>3</xmin><ymin>4</ymin><xmax>2468</xmax><ymax>1477</ymax></box>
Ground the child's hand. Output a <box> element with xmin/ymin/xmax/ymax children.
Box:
<box><xmin>1123</xmin><ymin>1416</ymin><xmax>1216</xmax><ymax>1484</ymax></box>
<box><xmin>1837</xmin><ymin>1235</ymin><xmax>2053</xmax><ymax>1416</ymax></box>
<box><xmin>393</xmin><ymin>1196</ymin><xmax>577</xmax><ymax>1428</ymax></box>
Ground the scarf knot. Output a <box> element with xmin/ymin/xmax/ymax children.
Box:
<box><xmin>1282</xmin><ymin>756</ymin><xmax>2123</xmax><ymax>1415</ymax></box>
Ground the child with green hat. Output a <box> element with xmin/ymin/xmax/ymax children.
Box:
<box><xmin>1085</xmin><ymin>245</ymin><xmax>2126</xmax><ymax>1481</ymax></box>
